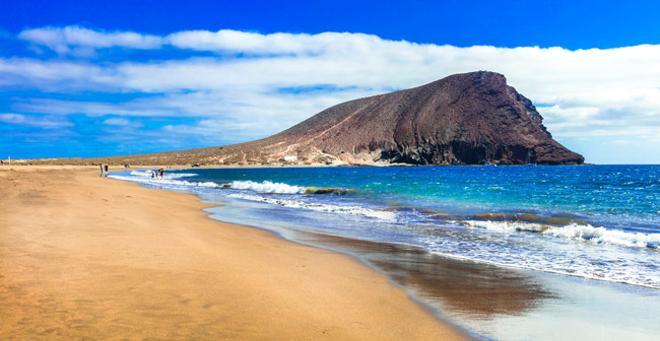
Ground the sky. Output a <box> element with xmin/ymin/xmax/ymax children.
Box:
<box><xmin>1</xmin><ymin>1</ymin><xmax>660</xmax><ymax>163</ymax></box>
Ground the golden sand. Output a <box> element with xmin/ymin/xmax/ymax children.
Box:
<box><xmin>0</xmin><ymin>166</ymin><xmax>464</xmax><ymax>340</ymax></box>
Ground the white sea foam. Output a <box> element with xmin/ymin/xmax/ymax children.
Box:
<box><xmin>108</xmin><ymin>171</ymin><xmax>218</xmax><ymax>188</ymax></box>
<box><xmin>128</xmin><ymin>170</ymin><xmax>153</xmax><ymax>177</ymax></box>
<box><xmin>227</xmin><ymin>193</ymin><xmax>396</xmax><ymax>220</ymax></box>
<box><xmin>228</xmin><ymin>180</ymin><xmax>305</xmax><ymax>194</ymax></box>
<box><xmin>462</xmin><ymin>220</ymin><xmax>547</xmax><ymax>233</ymax></box>
<box><xmin>128</xmin><ymin>170</ymin><xmax>198</xmax><ymax>180</ymax></box>
<box><xmin>543</xmin><ymin>223</ymin><xmax>660</xmax><ymax>249</ymax></box>
<box><xmin>427</xmin><ymin>249</ymin><xmax>659</xmax><ymax>288</ymax></box>
<box><xmin>462</xmin><ymin>220</ymin><xmax>659</xmax><ymax>249</ymax></box>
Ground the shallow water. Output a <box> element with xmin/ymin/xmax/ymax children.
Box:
<box><xmin>110</xmin><ymin>165</ymin><xmax>660</xmax><ymax>340</ymax></box>
<box><xmin>289</xmin><ymin>231</ymin><xmax>659</xmax><ymax>341</ymax></box>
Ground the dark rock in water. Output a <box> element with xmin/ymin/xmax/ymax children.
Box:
<box><xmin>88</xmin><ymin>71</ymin><xmax>584</xmax><ymax>166</ymax></box>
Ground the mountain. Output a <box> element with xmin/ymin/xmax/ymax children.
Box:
<box><xmin>60</xmin><ymin>71</ymin><xmax>585</xmax><ymax>166</ymax></box>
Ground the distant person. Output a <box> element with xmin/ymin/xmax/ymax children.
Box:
<box><xmin>99</xmin><ymin>164</ymin><xmax>104</xmax><ymax>177</ymax></box>
<box><xmin>159</xmin><ymin>168</ymin><xmax>165</xmax><ymax>179</ymax></box>
<box><xmin>104</xmin><ymin>164</ymin><xmax>109</xmax><ymax>176</ymax></box>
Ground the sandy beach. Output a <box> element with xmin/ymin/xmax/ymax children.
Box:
<box><xmin>0</xmin><ymin>166</ymin><xmax>464</xmax><ymax>340</ymax></box>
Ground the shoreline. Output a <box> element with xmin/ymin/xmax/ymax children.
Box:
<box><xmin>0</xmin><ymin>166</ymin><xmax>465</xmax><ymax>339</ymax></box>
<box><xmin>3</xmin><ymin>161</ymin><xmax>594</xmax><ymax>168</ymax></box>
<box><xmin>110</xmin><ymin>165</ymin><xmax>660</xmax><ymax>340</ymax></box>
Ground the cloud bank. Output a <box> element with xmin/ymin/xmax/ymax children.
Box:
<box><xmin>4</xmin><ymin>26</ymin><xmax>660</xmax><ymax>161</ymax></box>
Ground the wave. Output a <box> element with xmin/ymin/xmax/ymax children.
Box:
<box><xmin>462</xmin><ymin>220</ymin><xmax>548</xmax><ymax>233</ymax></box>
<box><xmin>228</xmin><ymin>180</ymin><xmax>305</xmax><ymax>194</ymax></box>
<box><xmin>544</xmin><ymin>223</ymin><xmax>659</xmax><ymax>249</ymax></box>
<box><xmin>304</xmin><ymin>187</ymin><xmax>354</xmax><ymax>195</ymax></box>
<box><xmin>428</xmin><ymin>249</ymin><xmax>659</xmax><ymax>289</ymax></box>
<box><xmin>108</xmin><ymin>172</ymin><xmax>219</xmax><ymax>188</ymax></box>
<box><xmin>111</xmin><ymin>173</ymin><xmax>353</xmax><ymax>197</ymax></box>
<box><xmin>469</xmin><ymin>213</ymin><xmax>584</xmax><ymax>226</ymax></box>
<box><xmin>461</xmin><ymin>220</ymin><xmax>659</xmax><ymax>249</ymax></box>
<box><xmin>227</xmin><ymin>193</ymin><xmax>396</xmax><ymax>220</ymax></box>
<box><xmin>226</xmin><ymin>180</ymin><xmax>352</xmax><ymax>195</ymax></box>
<box><xmin>129</xmin><ymin>170</ymin><xmax>198</xmax><ymax>180</ymax></box>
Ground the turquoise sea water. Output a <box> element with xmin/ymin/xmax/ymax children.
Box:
<box><xmin>190</xmin><ymin>164</ymin><xmax>658</xmax><ymax>231</ymax></box>
<box><xmin>110</xmin><ymin>165</ymin><xmax>659</xmax><ymax>340</ymax></box>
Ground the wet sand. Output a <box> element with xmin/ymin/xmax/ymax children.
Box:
<box><xmin>296</xmin><ymin>232</ymin><xmax>555</xmax><ymax>317</ymax></box>
<box><xmin>0</xmin><ymin>166</ymin><xmax>464</xmax><ymax>340</ymax></box>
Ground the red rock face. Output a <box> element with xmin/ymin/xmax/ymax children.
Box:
<box><xmin>92</xmin><ymin>71</ymin><xmax>584</xmax><ymax>166</ymax></box>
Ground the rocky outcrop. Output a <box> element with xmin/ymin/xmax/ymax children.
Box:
<box><xmin>78</xmin><ymin>71</ymin><xmax>584</xmax><ymax>166</ymax></box>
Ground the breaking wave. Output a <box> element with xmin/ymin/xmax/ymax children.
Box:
<box><xmin>128</xmin><ymin>169</ymin><xmax>199</xmax><ymax>180</ymax></box>
<box><xmin>108</xmin><ymin>171</ymin><xmax>219</xmax><ymax>188</ymax></box>
<box><xmin>110</xmin><ymin>172</ymin><xmax>352</xmax><ymax>196</ymax></box>
<box><xmin>226</xmin><ymin>180</ymin><xmax>352</xmax><ymax>195</ymax></box>
<box><xmin>544</xmin><ymin>223</ymin><xmax>660</xmax><ymax>249</ymax></box>
<box><xmin>462</xmin><ymin>220</ymin><xmax>659</xmax><ymax>249</ymax></box>
<box><xmin>228</xmin><ymin>180</ymin><xmax>305</xmax><ymax>194</ymax></box>
<box><xmin>227</xmin><ymin>193</ymin><xmax>396</xmax><ymax>220</ymax></box>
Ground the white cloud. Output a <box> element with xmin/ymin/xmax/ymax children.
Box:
<box><xmin>166</xmin><ymin>30</ymin><xmax>392</xmax><ymax>55</ymax></box>
<box><xmin>5</xmin><ymin>27</ymin><xmax>660</xmax><ymax>160</ymax></box>
<box><xmin>19</xmin><ymin>26</ymin><xmax>163</xmax><ymax>55</ymax></box>
<box><xmin>0</xmin><ymin>113</ymin><xmax>72</xmax><ymax>129</ymax></box>
<box><xmin>20</xmin><ymin>26</ymin><xmax>404</xmax><ymax>56</ymax></box>
<box><xmin>103</xmin><ymin>117</ymin><xmax>130</xmax><ymax>125</ymax></box>
<box><xmin>102</xmin><ymin>117</ymin><xmax>143</xmax><ymax>128</ymax></box>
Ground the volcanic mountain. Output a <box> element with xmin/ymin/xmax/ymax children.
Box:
<box><xmin>80</xmin><ymin>71</ymin><xmax>585</xmax><ymax>166</ymax></box>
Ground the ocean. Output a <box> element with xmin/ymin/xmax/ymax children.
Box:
<box><xmin>110</xmin><ymin>165</ymin><xmax>659</xmax><ymax>340</ymax></box>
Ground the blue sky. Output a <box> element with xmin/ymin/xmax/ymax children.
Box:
<box><xmin>1</xmin><ymin>0</ymin><xmax>660</xmax><ymax>163</ymax></box>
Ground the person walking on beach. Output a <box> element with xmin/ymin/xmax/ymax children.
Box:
<box><xmin>104</xmin><ymin>164</ymin><xmax>109</xmax><ymax>177</ymax></box>
<box><xmin>99</xmin><ymin>164</ymin><xmax>105</xmax><ymax>177</ymax></box>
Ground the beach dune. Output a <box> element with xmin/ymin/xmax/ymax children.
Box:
<box><xmin>0</xmin><ymin>167</ymin><xmax>463</xmax><ymax>340</ymax></box>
